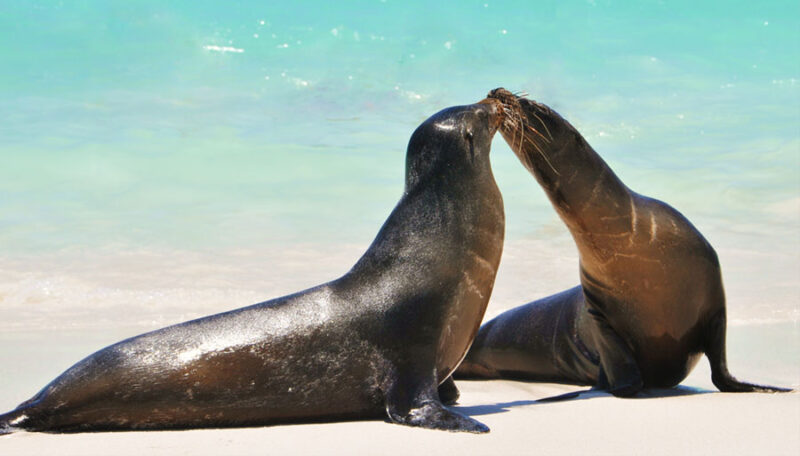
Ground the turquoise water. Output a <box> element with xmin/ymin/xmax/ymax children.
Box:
<box><xmin>0</xmin><ymin>1</ymin><xmax>798</xmax><ymax>403</ymax></box>
<box><xmin>2</xmin><ymin>1</ymin><xmax>797</xmax><ymax>252</ymax></box>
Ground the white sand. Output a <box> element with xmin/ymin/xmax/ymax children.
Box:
<box><xmin>1</xmin><ymin>238</ymin><xmax>797</xmax><ymax>455</ymax></box>
<box><xmin>2</xmin><ymin>380</ymin><xmax>798</xmax><ymax>456</ymax></box>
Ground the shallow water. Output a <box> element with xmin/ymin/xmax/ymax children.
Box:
<box><xmin>1</xmin><ymin>1</ymin><xmax>798</xmax><ymax>408</ymax></box>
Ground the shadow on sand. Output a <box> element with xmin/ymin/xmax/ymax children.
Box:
<box><xmin>454</xmin><ymin>384</ymin><xmax>712</xmax><ymax>417</ymax></box>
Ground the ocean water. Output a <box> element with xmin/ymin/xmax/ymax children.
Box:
<box><xmin>0</xmin><ymin>1</ymin><xmax>798</xmax><ymax>409</ymax></box>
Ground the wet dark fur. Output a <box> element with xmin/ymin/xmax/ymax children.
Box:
<box><xmin>1</xmin><ymin>101</ymin><xmax>507</xmax><ymax>434</ymax></box>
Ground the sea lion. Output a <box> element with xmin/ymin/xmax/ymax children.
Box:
<box><xmin>0</xmin><ymin>100</ymin><xmax>506</xmax><ymax>434</ymax></box>
<box><xmin>450</xmin><ymin>89</ymin><xmax>789</xmax><ymax>396</ymax></box>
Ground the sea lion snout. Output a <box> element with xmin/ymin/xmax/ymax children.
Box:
<box><xmin>476</xmin><ymin>97</ymin><xmax>505</xmax><ymax>134</ymax></box>
<box><xmin>487</xmin><ymin>87</ymin><xmax>515</xmax><ymax>100</ymax></box>
<box><xmin>484</xmin><ymin>88</ymin><xmax>525</xmax><ymax>137</ymax></box>
<box><xmin>486</xmin><ymin>87</ymin><xmax>521</xmax><ymax>110</ymax></box>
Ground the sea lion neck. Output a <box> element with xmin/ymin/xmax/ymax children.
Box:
<box><xmin>489</xmin><ymin>89</ymin><xmax>632</xmax><ymax>239</ymax></box>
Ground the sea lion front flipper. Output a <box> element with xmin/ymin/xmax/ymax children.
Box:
<box><xmin>386</xmin><ymin>372</ymin><xmax>488</xmax><ymax>433</ymax></box>
<box><xmin>437</xmin><ymin>375</ymin><xmax>460</xmax><ymax>405</ymax></box>
<box><xmin>387</xmin><ymin>399</ymin><xmax>489</xmax><ymax>433</ymax></box>
<box><xmin>705</xmin><ymin>309</ymin><xmax>792</xmax><ymax>393</ymax></box>
<box><xmin>587</xmin><ymin>308</ymin><xmax>643</xmax><ymax>397</ymax></box>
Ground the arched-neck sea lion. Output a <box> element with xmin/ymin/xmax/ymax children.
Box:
<box><xmin>0</xmin><ymin>100</ymin><xmax>505</xmax><ymax>434</ymax></box>
<box><xmin>452</xmin><ymin>89</ymin><xmax>789</xmax><ymax>396</ymax></box>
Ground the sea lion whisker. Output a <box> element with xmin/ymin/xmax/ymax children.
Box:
<box><xmin>524</xmin><ymin>123</ymin><xmax>551</xmax><ymax>143</ymax></box>
<box><xmin>502</xmin><ymin>107</ymin><xmax>516</xmax><ymax>128</ymax></box>
<box><xmin>531</xmin><ymin>112</ymin><xmax>554</xmax><ymax>141</ymax></box>
<box><xmin>515</xmin><ymin>108</ymin><xmax>525</xmax><ymax>152</ymax></box>
<box><xmin>524</xmin><ymin>134</ymin><xmax>560</xmax><ymax>176</ymax></box>
<box><xmin>500</xmin><ymin>107</ymin><xmax>517</xmax><ymax>132</ymax></box>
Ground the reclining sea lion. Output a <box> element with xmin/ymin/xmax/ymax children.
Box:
<box><xmin>0</xmin><ymin>99</ymin><xmax>505</xmax><ymax>434</ymax></box>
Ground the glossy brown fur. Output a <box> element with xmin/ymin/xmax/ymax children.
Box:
<box><xmin>453</xmin><ymin>89</ymin><xmax>789</xmax><ymax>396</ymax></box>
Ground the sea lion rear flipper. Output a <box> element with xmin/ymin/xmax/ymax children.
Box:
<box><xmin>386</xmin><ymin>372</ymin><xmax>488</xmax><ymax>433</ymax></box>
<box><xmin>437</xmin><ymin>375</ymin><xmax>460</xmax><ymax>405</ymax></box>
<box><xmin>705</xmin><ymin>309</ymin><xmax>792</xmax><ymax>393</ymax></box>
<box><xmin>587</xmin><ymin>308</ymin><xmax>643</xmax><ymax>397</ymax></box>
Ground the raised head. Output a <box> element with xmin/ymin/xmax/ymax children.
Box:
<box><xmin>404</xmin><ymin>100</ymin><xmax>504</xmax><ymax>190</ymax></box>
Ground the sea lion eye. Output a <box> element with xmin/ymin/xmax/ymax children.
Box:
<box><xmin>465</xmin><ymin>130</ymin><xmax>474</xmax><ymax>142</ymax></box>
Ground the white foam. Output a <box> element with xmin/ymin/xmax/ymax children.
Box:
<box><xmin>0</xmin><ymin>243</ymin><xmax>365</xmax><ymax>332</ymax></box>
<box><xmin>203</xmin><ymin>45</ymin><xmax>244</xmax><ymax>53</ymax></box>
<box><xmin>290</xmin><ymin>77</ymin><xmax>310</xmax><ymax>88</ymax></box>
<box><xmin>400</xmin><ymin>90</ymin><xmax>423</xmax><ymax>101</ymax></box>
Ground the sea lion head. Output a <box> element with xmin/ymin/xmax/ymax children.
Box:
<box><xmin>486</xmin><ymin>87</ymin><xmax>577</xmax><ymax>176</ymax></box>
<box><xmin>404</xmin><ymin>100</ymin><xmax>503</xmax><ymax>189</ymax></box>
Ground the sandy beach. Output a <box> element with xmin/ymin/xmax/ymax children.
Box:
<box><xmin>1</xmin><ymin>241</ymin><xmax>798</xmax><ymax>456</ymax></box>
<box><xmin>2</xmin><ymin>378</ymin><xmax>798</xmax><ymax>456</ymax></box>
